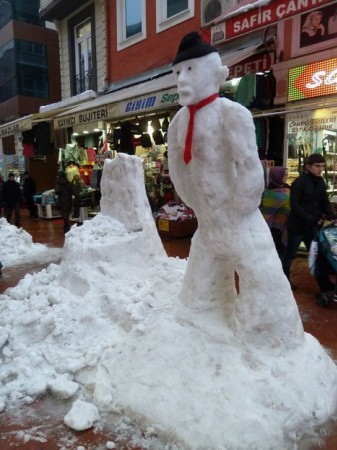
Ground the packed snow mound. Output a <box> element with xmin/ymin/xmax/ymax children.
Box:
<box><xmin>0</xmin><ymin>213</ymin><xmax>337</xmax><ymax>449</ymax></box>
<box><xmin>0</xmin><ymin>217</ymin><xmax>62</xmax><ymax>267</ymax></box>
<box><xmin>0</xmin><ymin>154</ymin><xmax>337</xmax><ymax>449</ymax></box>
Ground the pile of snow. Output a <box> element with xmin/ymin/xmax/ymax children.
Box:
<box><xmin>0</xmin><ymin>218</ymin><xmax>61</xmax><ymax>268</ymax></box>
<box><xmin>0</xmin><ymin>155</ymin><xmax>337</xmax><ymax>450</ymax></box>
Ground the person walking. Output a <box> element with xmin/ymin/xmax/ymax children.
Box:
<box><xmin>22</xmin><ymin>171</ymin><xmax>38</xmax><ymax>218</ymax></box>
<box><xmin>282</xmin><ymin>153</ymin><xmax>337</xmax><ymax>293</ymax></box>
<box><xmin>55</xmin><ymin>171</ymin><xmax>73</xmax><ymax>234</ymax></box>
<box><xmin>71</xmin><ymin>173</ymin><xmax>85</xmax><ymax>219</ymax></box>
<box><xmin>1</xmin><ymin>172</ymin><xmax>21</xmax><ymax>227</ymax></box>
<box><xmin>260</xmin><ymin>166</ymin><xmax>290</xmax><ymax>261</ymax></box>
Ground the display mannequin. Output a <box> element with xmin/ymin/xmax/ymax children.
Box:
<box><xmin>65</xmin><ymin>161</ymin><xmax>80</xmax><ymax>182</ymax></box>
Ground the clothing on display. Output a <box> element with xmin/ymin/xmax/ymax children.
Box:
<box><xmin>21</xmin><ymin>122</ymin><xmax>52</xmax><ymax>156</ymax></box>
<box><xmin>60</xmin><ymin>141</ymin><xmax>81</xmax><ymax>166</ymax></box>
<box><xmin>65</xmin><ymin>162</ymin><xmax>80</xmax><ymax>182</ymax></box>
<box><xmin>22</xmin><ymin>143</ymin><xmax>35</xmax><ymax>157</ymax></box>
<box><xmin>34</xmin><ymin>122</ymin><xmax>52</xmax><ymax>154</ymax></box>
<box><xmin>79</xmin><ymin>165</ymin><xmax>93</xmax><ymax>186</ymax></box>
<box><xmin>2</xmin><ymin>135</ymin><xmax>15</xmax><ymax>155</ymax></box>
<box><xmin>86</xmin><ymin>147</ymin><xmax>96</xmax><ymax>165</ymax></box>
<box><xmin>234</xmin><ymin>72</ymin><xmax>276</xmax><ymax>110</ymax></box>
<box><xmin>91</xmin><ymin>166</ymin><xmax>103</xmax><ymax>189</ymax></box>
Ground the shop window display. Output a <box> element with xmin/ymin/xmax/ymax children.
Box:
<box><xmin>56</xmin><ymin>114</ymin><xmax>186</xmax><ymax>220</ymax></box>
<box><xmin>109</xmin><ymin>114</ymin><xmax>179</xmax><ymax>212</ymax></box>
<box><xmin>58</xmin><ymin>135</ymin><xmax>104</xmax><ymax>219</ymax></box>
<box><xmin>286</xmin><ymin>109</ymin><xmax>337</xmax><ymax>193</ymax></box>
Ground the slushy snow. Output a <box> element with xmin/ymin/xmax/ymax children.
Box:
<box><xmin>0</xmin><ymin>154</ymin><xmax>336</xmax><ymax>450</ymax></box>
<box><xmin>0</xmin><ymin>217</ymin><xmax>62</xmax><ymax>267</ymax></box>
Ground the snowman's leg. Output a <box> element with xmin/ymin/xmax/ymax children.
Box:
<box><xmin>181</xmin><ymin>229</ymin><xmax>237</xmax><ymax>315</ymax></box>
<box><xmin>232</xmin><ymin>217</ymin><xmax>304</xmax><ymax>347</ymax></box>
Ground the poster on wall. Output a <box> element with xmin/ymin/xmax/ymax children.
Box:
<box><xmin>293</xmin><ymin>4</ymin><xmax>337</xmax><ymax>56</ymax></box>
<box><xmin>300</xmin><ymin>4</ymin><xmax>337</xmax><ymax>47</ymax></box>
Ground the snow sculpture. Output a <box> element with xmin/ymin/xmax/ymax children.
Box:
<box><xmin>2</xmin><ymin>133</ymin><xmax>337</xmax><ymax>448</ymax></box>
<box><xmin>168</xmin><ymin>32</ymin><xmax>303</xmax><ymax>349</ymax></box>
<box><xmin>60</xmin><ymin>153</ymin><xmax>166</xmax><ymax>293</ymax></box>
<box><xmin>100</xmin><ymin>153</ymin><xmax>159</xmax><ymax>234</ymax></box>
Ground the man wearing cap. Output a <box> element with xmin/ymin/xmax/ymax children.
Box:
<box><xmin>168</xmin><ymin>32</ymin><xmax>303</xmax><ymax>346</ymax></box>
<box><xmin>1</xmin><ymin>172</ymin><xmax>21</xmax><ymax>227</ymax></box>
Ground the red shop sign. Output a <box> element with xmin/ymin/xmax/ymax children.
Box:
<box><xmin>288</xmin><ymin>57</ymin><xmax>337</xmax><ymax>101</ymax></box>
<box><xmin>229</xmin><ymin>53</ymin><xmax>274</xmax><ymax>78</ymax></box>
<box><xmin>211</xmin><ymin>0</ymin><xmax>334</xmax><ymax>43</ymax></box>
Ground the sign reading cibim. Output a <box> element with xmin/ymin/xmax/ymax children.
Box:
<box><xmin>54</xmin><ymin>90</ymin><xmax>179</xmax><ymax>129</ymax></box>
<box><xmin>288</xmin><ymin>58</ymin><xmax>337</xmax><ymax>101</ymax></box>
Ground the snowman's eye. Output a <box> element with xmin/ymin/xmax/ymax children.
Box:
<box><xmin>188</xmin><ymin>67</ymin><xmax>192</xmax><ymax>71</ymax></box>
<box><xmin>176</xmin><ymin>70</ymin><xmax>180</xmax><ymax>75</ymax></box>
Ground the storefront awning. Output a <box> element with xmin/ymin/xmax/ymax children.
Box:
<box><xmin>252</xmin><ymin>97</ymin><xmax>337</xmax><ymax>119</ymax></box>
<box><xmin>53</xmin><ymin>44</ymin><xmax>269</xmax><ymax>131</ymax></box>
<box><xmin>0</xmin><ymin>106</ymin><xmax>76</xmax><ymax>139</ymax></box>
<box><xmin>0</xmin><ymin>116</ymin><xmax>33</xmax><ymax>139</ymax></box>
<box><xmin>53</xmin><ymin>73</ymin><xmax>178</xmax><ymax>130</ymax></box>
<box><xmin>220</xmin><ymin>43</ymin><xmax>263</xmax><ymax>69</ymax></box>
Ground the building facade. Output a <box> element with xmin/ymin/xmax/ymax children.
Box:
<box><xmin>0</xmin><ymin>0</ymin><xmax>61</xmax><ymax>185</ymax></box>
<box><xmin>203</xmin><ymin>0</ymin><xmax>337</xmax><ymax>189</ymax></box>
<box><xmin>6</xmin><ymin>0</ymin><xmax>336</xmax><ymax>200</ymax></box>
<box><xmin>34</xmin><ymin>0</ymin><xmax>203</xmax><ymax>207</ymax></box>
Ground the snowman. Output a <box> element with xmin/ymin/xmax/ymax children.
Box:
<box><xmin>168</xmin><ymin>32</ymin><xmax>303</xmax><ymax>348</ymax></box>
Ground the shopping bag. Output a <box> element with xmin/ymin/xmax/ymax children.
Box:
<box><xmin>308</xmin><ymin>239</ymin><xmax>318</xmax><ymax>275</ymax></box>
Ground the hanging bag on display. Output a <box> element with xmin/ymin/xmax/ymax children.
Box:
<box><xmin>150</xmin><ymin>117</ymin><xmax>161</xmax><ymax>131</ymax></box>
<box><xmin>141</xmin><ymin>133</ymin><xmax>152</xmax><ymax>148</ymax></box>
<box><xmin>153</xmin><ymin>130</ymin><xmax>165</xmax><ymax>145</ymax></box>
<box><xmin>139</xmin><ymin>118</ymin><xmax>148</xmax><ymax>133</ymax></box>
<box><xmin>162</xmin><ymin>117</ymin><xmax>170</xmax><ymax>133</ymax></box>
<box><xmin>106</xmin><ymin>124</ymin><xmax>114</xmax><ymax>143</ymax></box>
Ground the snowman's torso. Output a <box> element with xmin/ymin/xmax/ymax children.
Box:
<box><xmin>169</xmin><ymin>98</ymin><xmax>241</xmax><ymax>225</ymax></box>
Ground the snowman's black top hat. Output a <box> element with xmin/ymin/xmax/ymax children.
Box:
<box><xmin>173</xmin><ymin>31</ymin><xmax>218</xmax><ymax>65</ymax></box>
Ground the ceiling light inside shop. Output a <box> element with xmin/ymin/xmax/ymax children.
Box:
<box><xmin>83</xmin><ymin>130</ymin><xmax>89</xmax><ymax>134</ymax></box>
<box><xmin>231</xmin><ymin>78</ymin><xmax>241</xmax><ymax>86</ymax></box>
<box><xmin>72</xmin><ymin>132</ymin><xmax>79</xmax><ymax>136</ymax></box>
<box><xmin>93</xmin><ymin>121</ymin><xmax>104</xmax><ymax>132</ymax></box>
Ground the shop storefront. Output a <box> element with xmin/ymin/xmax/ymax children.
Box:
<box><xmin>0</xmin><ymin>108</ymin><xmax>73</xmax><ymax>190</ymax></box>
<box><xmin>0</xmin><ymin>52</ymin><xmax>281</xmax><ymax>222</ymax></box>
<box><xmin>52</xmin><ymin>44</ymin><xmax>281</xmax><ymax>212</ymax></box>
<box><xmin>223</xmin><ymin>51</ymin><xmax>282</xmax><ymax>168</ymax></box>
<box><xmin>52</xmin><ymin>73</ymin><xmax>180</xmax><ymax>212</ymax></box>
<box><xmin>205</xmin><ymin>0</ymin><xmax>337</xmax><ymax>177</ymax></box>
<box><xmin>0</xmin><ymin>116</ymin><xmax>34</xmax><ymax>179</ymax></box>
<box><xmin>284</xmin><ymin>56</ymin><xmax>337</xmax><ymax>191</ymax></box>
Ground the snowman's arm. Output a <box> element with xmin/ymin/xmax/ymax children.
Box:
<box><xmin>225</xmin><ymin>103</ymin><xmax>264</xmax><ymax>213</ymax></box>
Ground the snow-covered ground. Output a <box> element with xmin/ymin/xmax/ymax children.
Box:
<box><xmin>0</xmin><ymin>218</ymin><xmax>62</xmax><ymax>268</ymax></box>
<box><xmin>0</xmin><ymin>155</ymin><xmax>337</xmax><ymax>449</ymax></box>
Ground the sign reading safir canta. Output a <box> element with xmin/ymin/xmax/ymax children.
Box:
<box><xmin>211</xmin><ymin>0</ymin><xmax>334</xmax><ymax>44</ymax></box>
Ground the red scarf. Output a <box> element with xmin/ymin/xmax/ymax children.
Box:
<box><xmin>184</xmin><ymin>93</ymin><xmax>219</xmax><ymax>164</ymax></box>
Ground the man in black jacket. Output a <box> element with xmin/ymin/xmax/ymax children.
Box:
<box><xmin>22</xmin><ymin>171</ymin><xmax>38</xmax><ymax>218</ymax></box>
<box><xmin>1</xmin><ymin>172</ymin><xmax>21</xmax><ymax>227</ymax></box>
<box><xmin>282</xmin><ymin>154</ymin><xmax>337</xmax><ymax>293</ymax></box>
